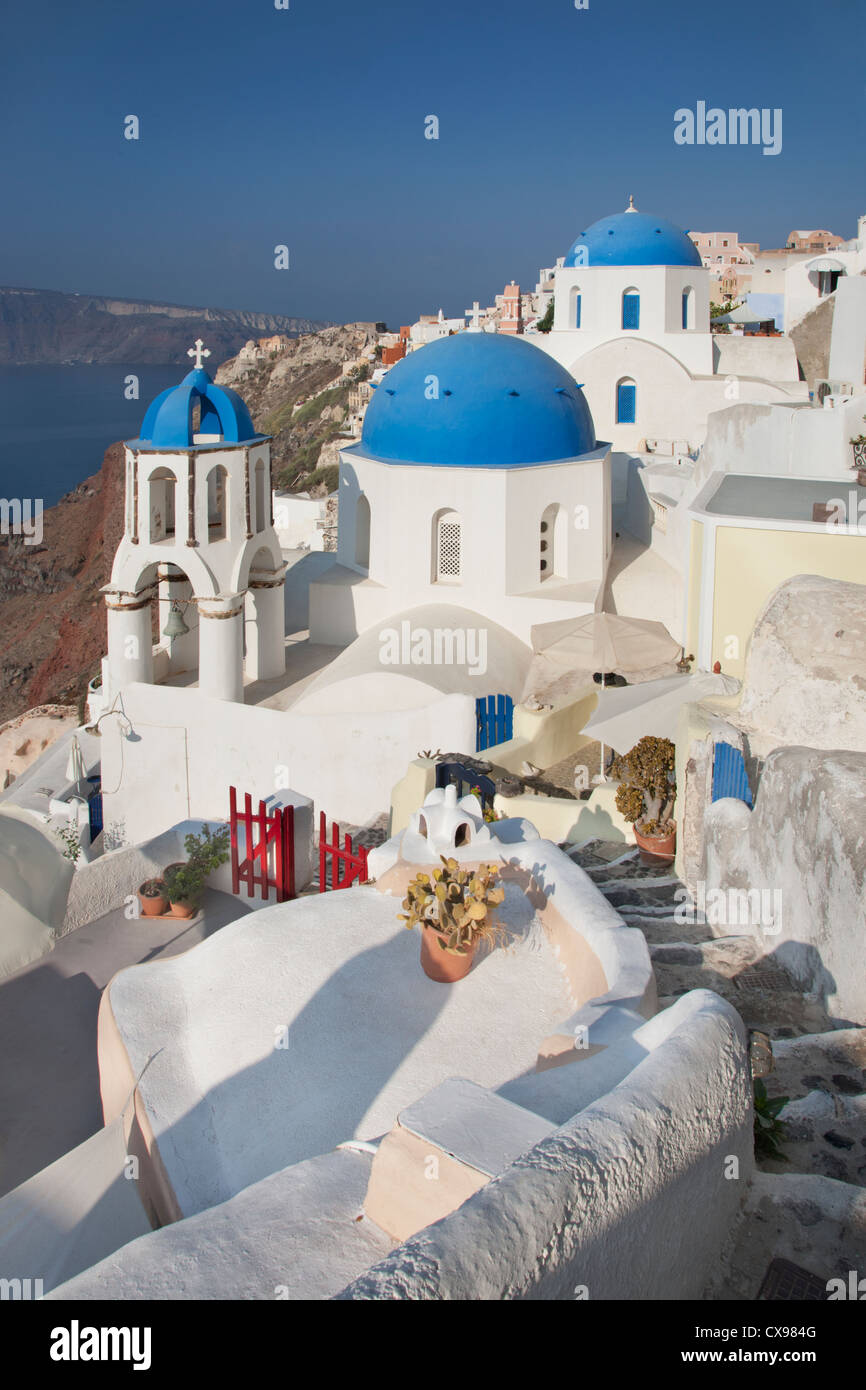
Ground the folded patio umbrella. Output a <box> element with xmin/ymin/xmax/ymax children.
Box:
<box><xmin>65</xmin><ymin>733</ymin><xmax>87</xmax><ymax>788</ymax></box>
<box><xmin>522</xmin><ymin>612</ymin><xmax>683</xmax><ymax>705</ymax></box>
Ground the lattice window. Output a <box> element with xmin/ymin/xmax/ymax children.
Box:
<box><xmin>616</xmin><ymin>381</ymin><xmax>636</xmax><ymax>424</ymax></box>
<box><xmin>438</xmin><ymin>519</ymin><xmax>461</xmax><ymax>579</ymax></box>
<box><xmin>622</xmin><ymin>292</ymin><xmax>640</xmax><ymax>330</ymax></box>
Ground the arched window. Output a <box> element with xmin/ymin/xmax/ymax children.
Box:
<box><xmin>622</xmin><ymin>289</ymin><xmax>640</xmax><ymax>330</ymax></box>
<box><xmin>570</xmin><ymin>286</ymin><xmax>582</xmax><ymax>329</ymax></box>
<box><xmin>540</xmin><ymin>503</ymin><xmax>566</xmax><ymax>582</ymax></box>
<box><xmin>207</xmin><ymin>464</ymin><xmax>228</xmax><ymax>540</ymax></box>
<box><xmin>682</xmin><ymin>286</ymin><xmax>695</xmax><ymax>330</ymax></box>
<box><xmin>616</xmin><ymin>378</ymin><xmax>637</xmax><ymax>424</ymax></box>
<box><xmin>355</xmin><ymin>494</ymin><xmax>370</xmax><ymax>569</ymax></box>
<box><xmin>148</xmin><ymin>467</ymin><xmax>176</xmax><ymax>542</ymax></box>
<box><xmin>432</xmin><ymin>508</ymin><xmax>461</xmax><ymax>583</ymax></box>
<box><xmin>254</xmin><ymin>460</ymin><xmax>266</xmax><ymax>533</ymax></box>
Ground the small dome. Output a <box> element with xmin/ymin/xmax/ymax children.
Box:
<box><xmin>358</xmin><ymin>333</ymin><xmax>596</xmax><ymax>468</ymax></box>
<box><xmin>564</xmin><ymin>202</ymin><xmax>702</xmax><ymax>269</ymax></box>
<box><xmin>136</xmin><ymin>367</ymin><xmax>258</xmax><ymax>448</ymax></box>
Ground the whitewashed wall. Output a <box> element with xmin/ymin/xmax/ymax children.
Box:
<box><xmin>702</xmin><ymin>748</ymin><xmax>866</xmax><ymax>1024</ymax></box>
<box><xmin>100</xmin><ymin>682</ymin><xmax>476</xmax><ymax>841</ymax></box>
<box><xmin>336</xmin><ymin>989</ymin><xmax>753</xmax><ymax>1300</ymax></box>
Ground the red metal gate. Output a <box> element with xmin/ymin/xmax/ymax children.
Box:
<box><xmin>230</xmin><ymin>786</ymin><xmax>296</xmax><ymax>902</ymax></box>
<box><xmin>319</xmin><ymin>811</ymin><xmax>369</xmax><ymax>891</ymax></box>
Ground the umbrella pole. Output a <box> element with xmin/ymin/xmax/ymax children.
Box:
<box><xmin>598</xmin><ymin>673</ymin><xmax>606</xmax><ymax>783</ymax></box>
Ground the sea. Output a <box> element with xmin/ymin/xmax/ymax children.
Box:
<box><xmin>0</xmin><ymin>364</ymin><xmax>182</xmax><ymax>509</ymax></box>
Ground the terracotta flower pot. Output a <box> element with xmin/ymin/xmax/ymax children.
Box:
<box><xmin>633</xmin><ymin>823</ymin><xmax>676</xmax><ymax>867</ymax></box>
<box><xmin>163</xmin><ymin>862</ymin><xmax>200</xmax><ymax>918</ymax></box>
<box><xmin>138</xmin><ymin>880</ymin><xmax>168</xmax><ymax>918</ymax></box>
<box><xmin>419</xmin><ymin>924</ymin><xmax>477</xmax><ymax>983</ymax></box>
<box><xmin>169</xmin><ymin>899</ymin><xmax>198</xmax><ymax>920</ymax></box>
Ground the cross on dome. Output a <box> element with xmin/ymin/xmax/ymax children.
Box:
<box><xmin>188</xmin><ymin>339</ymin><xmax>211</xmax><ymax>370</ymax></box>
<box><xmin>625</xmin><ymin>194</ymin><xmax>637</xmax><ymax>213</ymax></box>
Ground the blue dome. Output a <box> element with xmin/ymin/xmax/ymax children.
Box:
<box><xmin>135</xmin><ymin>368</ymin><xmax>259</xmax><ymax>448</ymax></box>
<box><xmin>564</xmin><ymin>208</ymin><xmax>702</xmax><ymax>269</ymax></box>
<box><xmin>357</xmin><ymin>334</ymin><xmax>596</xmax><ymax>468</ymax></box>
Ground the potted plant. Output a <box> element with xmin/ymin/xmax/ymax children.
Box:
<box><xmin>163</xmin><ymin>824</ymin><xmax>230</xmax><ymax>918</ymax></box>
<box><xmin>850</xmin><ymin>422</ymin><xmax>866</xmax><ymax>481</ymax></box>
<box><xmin>138</xmin><ymin>877</ymin><xmax>168</xmax><ymax>917</ymax></box>
<box><xmin>163</xmin><ymin>861</ymin><xmax>207</xmax><ymax>919</ymax></box>
<box><xmin>612</xmin><ymin>735</ymin><xmax>677</xmax><ymax>866</ymax></box>
<box><xmin>399</xmin><ymin>856</ymin><xmax>506</xmax><ymax>983</ymax></box>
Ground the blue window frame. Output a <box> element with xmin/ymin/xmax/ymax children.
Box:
<box><xmin>616</xmin><ymin>382</ymin><xmax>636</xmax><ymax>424</ymax></box>
<box><xmin>622</xmin><ymin>293</ymin><xmax>640</xmax><ymax>330</ymax></box>
<box><xmin>682</xmin><ymin>292</ymin><xmax>689</xmax><ymax>329</ymax></box>
<box><xmin>575</xmin><ymin>293</ymin><xmax>582</xmax><ymax>328</ymax></box>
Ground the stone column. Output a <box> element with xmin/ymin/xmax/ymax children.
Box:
<box><xmin>105</xmin><ymin>587</ymin><xmax>155</xmax><ymax>689</ymax></box>
<box><xmin>244</xmin><ymin>572</ymin><xmax>286</xmax><ymax>681</ymax></box>
<box><xmin>197</xmin><ymin>594</ymin><xmax>245</xmax><ymax>702</ymax></box>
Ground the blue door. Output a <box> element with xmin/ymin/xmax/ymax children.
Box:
<box><xmin>475</xmin><ymin>694</ymin><xmax>514</xmax><ymax>751</ymax></box>
<box><xmin>712</xmin><ymin>742</ymin><xmax>753</xmax><ymax>807</ymax></box>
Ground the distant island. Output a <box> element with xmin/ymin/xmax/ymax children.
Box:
<box><xmin>0</xmin><ymin>286</ymin><xmax>333</xmax><ymax>364</ymax></box>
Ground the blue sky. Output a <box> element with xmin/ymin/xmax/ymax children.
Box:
<box><xmin>0</xmin><ymin>0</ymin><xmax>862</xmax><ymax>328</ymax></box>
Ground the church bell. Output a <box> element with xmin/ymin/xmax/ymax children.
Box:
<box><xmin>162</xmin><ymin>601</ymin><xmax>190</xmax><ymax>639</ymax></box>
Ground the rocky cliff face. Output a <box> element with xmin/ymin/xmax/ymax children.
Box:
<box><xmin>0</xmin><ymin>323</ymin><xmax>381</xmax><ymax>723</ymax></box>
<box><xmin>216</xmin><ymin>322</ymin><xmax>379</xmax><ymax>490</ymax></box>
<box><xmin>0</xmin><ymin>442</ymin><xmax>124</xmax><ymax>725</ymax></box>
<box><xmin>0</xmin><ymin>287</ymin><xmax>332</xmax><ymax>364</ymax></box>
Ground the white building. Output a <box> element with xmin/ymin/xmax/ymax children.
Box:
<box><xmin>103</xmin><ymin>343</ymin><xmax>286</xmax><ymax>706</ymax></box>
<box><xmin>272</xmin><ymin>491</ymin><xmax>328</xmax><ymax>551</ymax></box>
<box><xmin>784</xmin><ymin>213</ymin><xmax>866</xmax><ymax>333</ymax></box>
<box><xmin>307</xmin><ymin>331</ymin><xmax>612</xmax><ymax>653</ymax></box>
<box><xmin>408</xmin><ymin>309</ymin><xmax>466</xmax><ymax>349</ymax></box>
<box><xmin>536</xmin><ymin>199</ymin><xmax>808</xmax><ymax>451</ymax></box>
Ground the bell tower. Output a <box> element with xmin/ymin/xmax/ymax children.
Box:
<box><xmin>103</xmin><ymin>342</ymin><xmax>286</xmax><ymax>703</ymax></box>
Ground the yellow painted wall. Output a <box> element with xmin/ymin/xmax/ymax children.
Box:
<box><xmin>711</xmin><ymin>526</ymin><xmax>866</xmax><ymax>679</ymax></box>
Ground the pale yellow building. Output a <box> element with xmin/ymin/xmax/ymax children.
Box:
<box><xmin>686</xmin><ymin>473</ymin><xmax>866</xmax><ymax>677</ymax></box>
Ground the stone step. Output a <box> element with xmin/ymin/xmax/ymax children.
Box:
<box><xmin>760</xmin><ymin>1088</ymin><xmax>866</xmax><ymax>1188</ymax></box>
<box><xmin>651</xmin><ymin>952</ymin><xmax>834</xmax><ymax>1039</ymax></box>
<box><xmin>766</xmin><ymin>1028</ymin><xmax>866</xmax><ymax>1103</ymax></box>
<box><xmin>623</xmin><ymin>915</ymin><xmax>711</xmax><ymax>946</ymax></box>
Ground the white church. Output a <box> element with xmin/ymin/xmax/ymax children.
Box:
<box><xmin>95</xmin><ymin>332</ymin><xmax>615</xmax><ymax>834</ymax></box>
<box><xmin>535</xmin><ymin>198</ymin><xmax>809</xmax><ymax>450</ymax></box>
<box><xmin>105</xmin><ymin>341</ymin><xmax>287</xmax><ymax>706</ymax></box>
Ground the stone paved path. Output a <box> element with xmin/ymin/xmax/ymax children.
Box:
<box><xmin>565</xmin><ymin>837</ymin><xmax>866</xmax><ymax>1294</ymax></box>
<box><xmin>567</xmin><ymin>839</ymin><xmax>866</xmax><ymax>1295</ymax></box>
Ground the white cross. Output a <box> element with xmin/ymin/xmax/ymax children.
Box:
<box><xmin>187</xmin><ymin>339</ymin><xmax>211</xmax><ymax>370</ymax></box>
<box><xmin>465</xmin><ymin>301</ymin><xmax>481</xmax><ymax>331</ymax></box>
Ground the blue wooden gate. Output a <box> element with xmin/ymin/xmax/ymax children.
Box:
<box><xmin>475</xmin><ymin>694</ymin><xmax>514</xmax><ymax>752</ymax></box>
<box><xmin>435</xmin><ymin>761</ymin><xmax>496</xmax><ymax>812</ymax></box>
<box><xmin>712</xmin><ymin>742</ymin><xmax>753</xmax><ymax>808</ymax></box>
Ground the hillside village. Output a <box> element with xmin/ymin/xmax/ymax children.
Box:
<box><xmin>0</xmin><ymin>198</ymin><xmax>865</xmax><ymax>1306</ymax></box>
